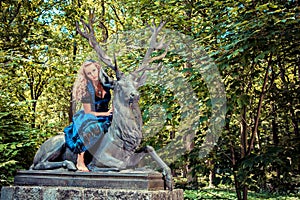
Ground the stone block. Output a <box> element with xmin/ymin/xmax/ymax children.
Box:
<box><xmin>83</xmin><ymin>188</ymin><xmax>107</xmax><ymax>200</ymax></box>
<box><xmin>1</xmin><ymin>186</ymin><xmax>183</xmax><ymax>200</ymax></box>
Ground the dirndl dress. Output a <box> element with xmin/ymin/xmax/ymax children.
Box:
<box><xmin>64</xmin><ymin>81</ymin><xmax>112</xmax><ymax>154</ymax></box>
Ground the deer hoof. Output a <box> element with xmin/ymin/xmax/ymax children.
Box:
<box><xmin>63</xmin><ymin>160</ymin><xmax>77</xmax><ymax>171</ymax></box>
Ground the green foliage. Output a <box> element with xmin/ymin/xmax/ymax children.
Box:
<box><xmin>234</xmin><ymin>145</ymin><xmax>299</xmax><ymax>193</ymax></box>
<box><xmin>0</xmin><ymin>0</ymin><xmax>79</xmax><ymax>188</ymax></box>
<box><xmin>0</xmin><ymin>0</ymin><xmax>299</xmax><ymax>199</ymax></box>
<box><xmin>0</xmin><ymin>128</ymin><xmax>39</xmax><ymax>187</ymax></box>
<box><xmin>0</xmin><ymin>91</ymin><xmax>43</xmax><ymax>188</ymax></box>
<box><xmin>184</xmin><ymin>188</ymin><xmax>300</xmax><ymax>200</ymax></box>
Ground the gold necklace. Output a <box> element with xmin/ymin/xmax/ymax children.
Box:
<box><xmin>95</xmin><ymin>83</ymin><xmax>103</xmax><ymax>97</ymax></box>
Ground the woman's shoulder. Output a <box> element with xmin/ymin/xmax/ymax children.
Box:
<box><xmin>81</xmin><ymin>88</ymin><xmax>92</xmax><ymax>103</ymax></box>
<box><xmin>81</xmin><ymin>93</ymin><xmax>92</xmax><ymax>103</ymax></box>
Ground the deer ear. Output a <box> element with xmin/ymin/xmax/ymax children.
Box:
<box><xmin>99</xmin><ymin>68</ymin><xmax>114</xmax><ymax>88</ymax></box>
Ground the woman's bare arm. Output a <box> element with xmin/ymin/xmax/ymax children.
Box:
<box><xmin>83</xmin><ymin>103</ymin><xmax>113</xmax><ymax>116</ymax></box>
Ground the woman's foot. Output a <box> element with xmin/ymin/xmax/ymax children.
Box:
<box><xmin>76</xmin><ymin>163</ymin><xmax>90</xmax><ymax>172</ymax></box>
<box><xmin>76</xmin><ymin>152</ymin><xmax>90</xmax><ymax>172</ymax></box>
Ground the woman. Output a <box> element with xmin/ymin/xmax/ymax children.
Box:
<box><xmin>64</xmin><ymin>60</ymin><xmax>113</xmax><ymax>172</ymax></box>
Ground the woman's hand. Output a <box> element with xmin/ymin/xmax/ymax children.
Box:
<box><xmin>106</xmin><ymin>108</ymin><xmax>113</xmax><ymax>116</ymax></box>
<box><xmin>83</xmin><ymin>103</ymin><xmax>113</xmax><ymax>117</ymax></box>
<box><xmin>101</xmin><ymin>108</ymin><xmax>113</xmax><ymax>116</ymax></box>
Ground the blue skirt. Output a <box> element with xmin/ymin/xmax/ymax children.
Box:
<box><xmin>64</xmin><ymin>110</ymin><xmax>112</xmax><ymax>154</ymax></box>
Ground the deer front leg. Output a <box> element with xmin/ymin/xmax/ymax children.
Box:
<box><xmin>33</xmin><ymin>160</ymin><xmax>77</xmax><ymax>171</ymax></box>
<box><xmin>144</xmin><ymin>145</ymin><xmax>173</xmax><ymax>191</ymax></box>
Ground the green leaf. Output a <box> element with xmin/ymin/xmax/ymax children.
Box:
<box><xmin>0</xmin><ymin>160</ymin><xmax>18</xmax><ymax>168</ymax></box>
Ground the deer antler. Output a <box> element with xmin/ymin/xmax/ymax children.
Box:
<box><xmin>140</xmin><ymin>21</ymin><xmax>170</xmax><ymax>69</ymax></box>
<box><xmin>133</xmin><ymin>21</ymin><xmax>170</xmax><ymax>86</ymax></box>
<box><xmin>76</xmin><ymin>9</ymin><xmax>122</xmax><ymax>79</ymax></box>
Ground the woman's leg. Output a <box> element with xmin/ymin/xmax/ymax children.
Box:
<box><xmin>76</xmin><ymin>152</ymin><xmax>90</xmax><ymax>172</ymax></box>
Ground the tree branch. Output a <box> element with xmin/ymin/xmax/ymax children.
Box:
<box><xmin>247</xmin><ymin>53</ymin><xmax>273</xmax><ymax>155</ymax></box>
<box><xmin>76</xmin><ymin>10</ymin><xmax>121</xmax><ymax>78</ymax></box>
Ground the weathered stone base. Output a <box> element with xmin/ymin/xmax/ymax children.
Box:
<box><xmin>14</xmin><ymin>170</ymin><xmax>165</xmax><ymax>190</ymax></box>
<box><xmin>1</xmin><ymin>186</ymin><xmax>183</xmax><ymax>200</ymax></box>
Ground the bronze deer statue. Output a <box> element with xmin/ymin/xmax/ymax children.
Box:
<box><xmin>30</xmin><ymin>12</ymin><xmax>173</xmax><ymax>190</ymax></box>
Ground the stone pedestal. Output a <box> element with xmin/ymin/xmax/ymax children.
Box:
<box><xmin>13</xmin><ymin>170</ymin><xmax>164</xmax><ymax>190</ymax></box>
<box><xmin>1</xmin><ymin>170</ymin><xmax>183</xmax><ymax>200</ymax></box>
<box><xmin>1</xmin><ymin>186</ymin><xmax>183</xmax><ymax>200</ymax></box>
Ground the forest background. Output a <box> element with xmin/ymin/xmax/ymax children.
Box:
<box><xmin>0</xmin><ymin>1</ymin><xmax>299</xmax><ymax>199</ymax></box>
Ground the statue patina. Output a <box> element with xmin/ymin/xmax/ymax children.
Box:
<box><xmin>30</xmin><ymin>12</ymin><xmax>173</xmax><ymax>190</ymax></box>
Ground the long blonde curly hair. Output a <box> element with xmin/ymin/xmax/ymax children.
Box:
<box><xmin>72</xmin><ymin>60</ymin><xmax>102</xmax><ymax>102</ymax></box>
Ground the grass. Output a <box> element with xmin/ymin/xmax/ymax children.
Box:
<box><xmin>184</xmin><ymin>188</ymin><xmax>300</xmax><ymax>200</ymax></box>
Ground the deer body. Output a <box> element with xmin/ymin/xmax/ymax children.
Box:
<box><xmin>88</xmin><ymin>76</ymin><xmax>143</xmax><ymax>169</ymax></box>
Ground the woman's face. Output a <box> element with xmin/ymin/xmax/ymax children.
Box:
<box><xmin>84</xmin><ymin>63</ymin><xmax>99</xmax><ymax>81</ymax></box>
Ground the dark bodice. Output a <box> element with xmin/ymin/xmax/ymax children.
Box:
<box><xmin>94</xmin><ymin>90</ymin><xmax>111</xmax><ymax>112</ymax></box>
<box><xmin>81</xmin><ymin>81</ymin><xmax>111</xmax><ymax>112</ymax></box>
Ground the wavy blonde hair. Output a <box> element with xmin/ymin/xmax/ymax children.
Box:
<box><xmin>72</xmin><ymin>60</ymin><xmax>102</xmax><ymax>102</ymax></box>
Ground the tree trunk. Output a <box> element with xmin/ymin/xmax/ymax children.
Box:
<box><xmin>248</xmin><ymin>54</ymin><xmax>272</xmax><ymax>154</ymax></box>
<box><xmin>31</xmin><ymin>101</ymin><xmax>37</xmax><ymax>128</ymax></box>
<box><xmin>272</xmin><ymin>104</ymin><xmax>279</xmax><ymax>145</ymax></box>
<box><xmin>243</xmin><ymin>186</ymin><xmax>248</xmax><ymax>200</ymax></box>
<box><xmin>290</xmin><ymin>108</ymin><xmax>299</xmax><ymax>136</ymax></box>
<box><xmin>241</xmin><ymin>105</ymin><xmax>247</xmax><ymax>157</ymax></box>
<box><xmin>208</xmin><ymin>160</ymin><xmax>215</xmax><ymax>188</ymax></box>
<box><xmin>231</xmin><ymin>145</ymin><xmax>243</xmax><ymax>200</ymax></box>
